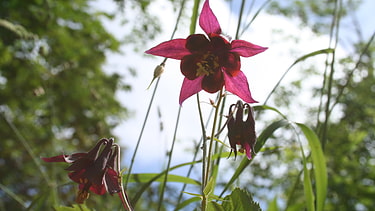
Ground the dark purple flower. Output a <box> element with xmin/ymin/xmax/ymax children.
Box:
<box><xmin>145</xmin><ymin>0</ymin><xmax>267</xmax><ymax>104</ymax></box>
<box><xmin>227</xmin><ymin>101</ymin><xmax>256</xmax><ymax>159</ymax></box>
<box><xmin>42</xmin><ymin>138</ymin><xmax>121</xmax><ymax>203</ymax></box>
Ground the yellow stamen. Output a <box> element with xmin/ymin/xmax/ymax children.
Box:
<box><xmin>76</xmin><ymin>189</ymin><xmax>90</xmax><ymax>204</ymax></box>
<box><xmin>195</xmin><ymin>53</ymin><xmax>219</xmax><ymax>77</ymax></box>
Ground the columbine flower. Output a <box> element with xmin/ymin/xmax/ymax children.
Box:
<box><xmin>42</xmin><ymin>138</ymin><xmax>121</xmax><ymax>203</ymax></box>
<box><xmin>145</xmin><ymin>0</ymin><xmax>267</xmax><ymax>104</ymax></box>
<box><xmin>227</xmin><ymin>101</ymin><xmax>256</xmax><ymax>159</ymax></box>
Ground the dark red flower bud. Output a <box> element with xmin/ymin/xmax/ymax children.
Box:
<box><xmin>227</xmin><ymin>101</ymin><xmax>256</xmax><ymax>159</ymax></box>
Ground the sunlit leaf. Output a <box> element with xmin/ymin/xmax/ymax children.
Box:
<box><xmin>253</xmin><ymin>105</ymin><xmax>287</xmax><ymax>119</ymax></box>
<box><xmin>296</xmin><ymin>123</ymin><xmax>327</xmax><ymax>211</ymax></box>
<box><xmin>129</xmin><ymin>160</ymin><xmax>201</xmax><ymax>204</ymax></box>
<box><xmin>174</xmin><ymin>196</ymin><xmax>201</xmax><ymax>211</ymax></box>
<box><xmin>128</xmin><ymin>173</ymin><xmax>200</xmax><ymax>186</ymax></box>
<box><xmin>300</xmin><ymin>141</ymin><xmax>315</xmax><ymax>211</ymax></box>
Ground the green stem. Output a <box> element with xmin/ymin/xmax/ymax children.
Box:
<box><xmin>197</xmin><ymin>94</ymin><xmax>208</xmax><ymax>190</ymax></box>
<box><xmin>175</xmin><ymin>96</ymin><xmax>214</xmax><ymax>209</ymax></box>
<box><xmin>115</xmin><ymin>143</ymin><xmax>133</xmax><ymax>211</ymax></box>
<box><xmin>235</xmin><ymin>0</ymin><xmax>246</xmax><ymax>39</ymax></box>
<box><xmin>125</xmin><ymin>0</ymin><xmax>186</xmax><ymax>189</ymax></box>
<box><xmin>124</xmin><ymin>76</ymin><xmax>161</xmax><ymax>188</ymax></box>
<box><xmin>157</xmin><ymin>107</ymin><xmax>182</xmax><ymax>211</ymax></box>
<box><xmin>190</xmin><ymin>0</ymin><xmax>201</xmax><ymax>35</ymax></box>
<box><xmin>320</xmin><ymin>0</ymin><xmax>342</xmax><ymax>149</ymax></box>
<box><xmin>202</xmin><ymin>89</ymin><xmax>224</xmax><ymax>210</ymax></box>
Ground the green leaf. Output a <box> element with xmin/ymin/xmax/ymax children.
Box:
<box><xmin>255</xmin><ymin>119</ymin><xmax>289</xmax><ymax>152</ymax></box>
<box><xmin>129</xmin><ymin>160</ymin><xmax>201</xmax><ymax>205</ymax></box>
<box><xmin>266</xmin><ymin>197</ymin><xmax>278</xmax><ymax>211</ymax></box>
<box><xmin>222</xmin><ymin>188</ymin><xmax>261</xmax><ymax>211</ymax></box>
<box><xmin>203</xmin><ymin>177</ymin><xmax>215</xmax><ymax>197</ymax></box>
<box><xmin>253</xmin><ymin>105</ymin><xmax>287</xmax><ymax>119</ymax></box>
<box><xmin>296</xmin><ymin>123</ymin><xmax>327</xmax><ymax>211</ymax></box>
<box><xmin>208</xmin><ymin>201</ymin><xmax>225</xmax><ymax>211</ymax></box>
<box><xmin>300</xmin><ymin>142</ymin><xmax>315</xmax><ymax>211</ymax></box>
<box><xmin>174</xmin><ymin>196</ymin><xmax>201</xmax><ymax>211</ymax></box>
<box><xmin>128</xmin><ymin>173</ymin><xmax>200</xmax><ymax>186</ymax></box>
<box><xmin>220</xmin><ymin>119</ymin><xmax>289</xmax><ymax>197</ymax></box>
<box><xmin>54</xmin><ymin>204</ymin><xmax>91</xmax><ymax>211</ymax></box>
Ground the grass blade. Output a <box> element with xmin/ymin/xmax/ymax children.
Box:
<box><xmin>296</xmin><ymin>123</ymin><xmax>327</xmax><ymax>211</ymax></box>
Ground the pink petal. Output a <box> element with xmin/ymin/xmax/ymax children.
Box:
<box><xmin>223</xmin><ymin>71</ymin><xmax>257</xmax><ymax>103</ymax></box>
<box><xmin>145</xmin><ymin>39</ymin><xmax>190</xmax><ymax>60</ymax></box>
<box><xmin>244</xmin><ymin>143</ymin><xmax>252</xmax><ymax>159</ymax></box>
<box><xmin>179</xmin><ymin>76</ymin><xmax>204</xmax><ymax>105</ymax></box>
<box><xmin>230</xmin><ymin>40</ymin><xmax>268</xmax><ymax>57</ymax></box>
<box><xmin>199</xmin><ymin>0</ymin><xmax>221</xmax><ymax>35</ymax></box>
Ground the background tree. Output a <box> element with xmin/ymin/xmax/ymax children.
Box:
<box><xmin>0</xmin><ymin>0</ymin><xmax>131</xmax><ymax>209</ymax></box>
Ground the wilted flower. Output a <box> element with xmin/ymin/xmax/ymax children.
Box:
<box><xmin>42</xmin><ymin>138</ymin><xmax>121</xmax><ymax>203</ymax></box>
<box><xmin>227</xmin><ymin>101</ymin><xmax>256</xmax><ymax>159</ymax></box>
<box><xmin>145</xmin><ymin>0</ymin><xmax>267</xmax><ymax>104</ymax></box>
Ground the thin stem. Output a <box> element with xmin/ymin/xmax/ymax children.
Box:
<box><xmin>175</xmin><ymin>96</ymin><xmax>214</xmax><ymax>208</ymax></box>
<box><xmin>202</xmin><ymin>89</ymin><xmax>224</xmax><ymax>210</ymax></box>
<box><xmin>115</xmin><ymin>143</ymin><xmax>133</xmax><ymax>211</ymax></box>
<box><xmin>329</xmin><ymin>31</ymin><xmax>375</xmax><ymax>110</ymax></box>
<box><xmin>240</xmin><ymin>0</ymin><xmax>271</xmax><ymax>37</ymax></box>
<box><xmin>125</xmin><ymin>0</ymin><xmax>186</xmax><ymax>188</ymax></box>
<box><xmin>190</xmin><ymin>0</ymin><xmax>201</xmax><ymax>34</ymax></box>
<box><xmin>235</xmin><ymin>0</ymin><xmax>246</xmax><ymax>40</ymax></box>
<box><xmin>1</xmin><ymin>109</ymin><xmax>51</xmax><ymax>184</ymax></box>
<box><xmin>197</xmin><ymin>94</ymin><xmax>208</xmax><ymax>190</ymax></box>
<box><xmin>213</xmin><ymin>94</ymin><xmax>227</xmax><ymax>167</ymax></box>
<box><xmin>320</xmin><ymin>0</ymin><xmax>342</xmax><ymax>148</ymax></box>
<box><xmin>124</xmin><ymin>76</ymin><xmax>161</xmax><ymax>188</ymax></box>
<box><xmin>157</xmin><ymin>107</ymin><xmax>182</xmax><ymax>211</ymax></box>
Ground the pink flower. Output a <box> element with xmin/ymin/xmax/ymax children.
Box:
<box><xmin>145</xmin><ymin>0</ymin><xmax>267</xmax><ymax>104</ymax></box>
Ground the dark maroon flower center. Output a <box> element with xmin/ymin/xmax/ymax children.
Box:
<box><xmin>183</xmin><ymin>34</ymin><xmax>234</xmax><ymax>81</ymax></box>
<box><xmin>196</xmin><ymin>52</ymin><xmax>220</xmax><ymax>77</ymax></box>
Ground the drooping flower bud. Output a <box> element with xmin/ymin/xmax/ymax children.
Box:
<box><xmin>227</xmin><ymin>100</ymin><xmax>256</xmax><ymax>159</ymax></box>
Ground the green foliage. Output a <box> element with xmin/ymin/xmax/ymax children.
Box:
<box><xmin>128</xmin><ymin>173</ymin><xmax>200</xmax><ymax>186</ymax></box>
<box><xmin>297</xmin><ymin>123</ymin><xmax>327</xmax><ymax>211</ymax></box>
<box><xmin>54</xmin><ymin>204</ymin><xmax>92</xmax><ymax>211</ymax></box>
<box><xmin>221</xmin><ymin>188</ymin><xmax>261</xmax><ymax>211</ymax></box>
<box><xmin>0</xmin><ymin>0</ymin><xmax>130</xmax><ymax>210</ymax></box>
